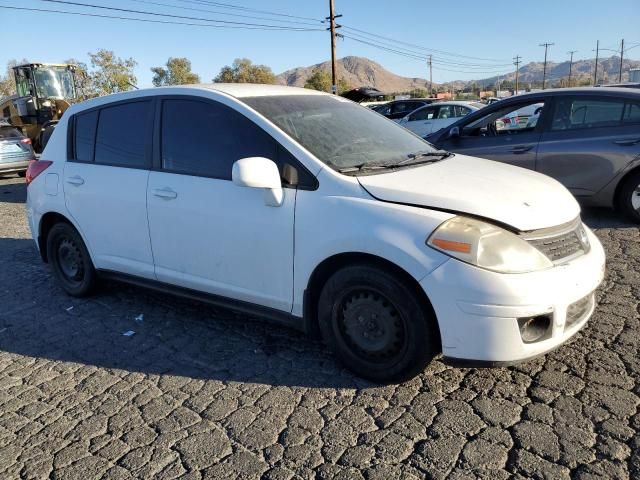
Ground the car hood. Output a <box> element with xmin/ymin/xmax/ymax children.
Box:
<box><xmin>357</xmin><ymin>154</ymin><xmax>580</xmax><ymax>232</ymax></box>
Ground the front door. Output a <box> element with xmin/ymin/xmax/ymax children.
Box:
<box><xmin>438</xmin><ymin>99</ymin><xmax>547</xmax><ymax>171</ymax></box>
<box><xmin>146</xmin><ymin>97</ymin><xmax>296</xmax><ymax>312</ymax></box>
<box><xmin>63</xmin><ymin>100</ymin><xmax>155</xmax><ymax>278</ymax></box>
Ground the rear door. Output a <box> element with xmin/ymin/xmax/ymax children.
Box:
<box><xmin>63</xmin><ymin>100</ymin><xmax>155</xmax><ymax>278</ymax></box>
<box><xmin>536</xmin><ymin>94</ymin><xmax>640</xmax><ymax>197</ymax></box>
<box><xmin>436</xmin><ymin>98</ymin><xmax>547</xmax><ymax>170</ymax></box>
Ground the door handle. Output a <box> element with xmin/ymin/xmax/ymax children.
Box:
<box><xmin>613</xmin><ymin>138</ymin><xmax>640</xmax><ymax>146</ymax></box>
<box><xmin>153</xmin><ymin>188</ymin><xmax>178</xmax><ymax>200</ymax></box>
<box><xmin>511</xmin><ymin>145</ymin><xmax>534</xmax><ymax>154</ymax></box>
<box><xmin>66</xmin><ymin>175</ymin><xmax>84</xmax><ymax>186</ymax></box>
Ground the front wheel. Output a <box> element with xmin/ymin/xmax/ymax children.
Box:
<box><xmin>318</xmin><ymin>264</ymin><xmax>439</xmax><ymax>383</ymax></box>
<box><xmin>617</xmin><ymin>171</ymin><xmax>640</xmax><ymax>223</ymax></box>
<box><xmin>47</xmin><ymin>222</ymin><xmax>97</xmax><ymax>296</ymax></box>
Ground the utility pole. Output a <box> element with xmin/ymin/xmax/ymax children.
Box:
<box><xmin>539</xmin><ymin>42</ymin><xmax>554</xmax><ymax>89</ymax></box>
<box><xmin>513</xmin><ymin>55</ymin><xmax>521</xmax><ymax>94</ymax></box>
<box><xmin>428</xmin><ymin>55</ymin><xmax>433</xmax><ymax>97</ymax></box>
<box><xmin>567</xmin><ymin>50</ymin><xmax>577</xmax><ymax>87</ymax></box>
<box><xmin>326</xmin><ymin>0</ymin><xmax>341</xmax><ymax>94</ymax></box>
<box><xmin>619</xmin><ymin>38</ymin><xmax>625</xmax><ymax>82</ymax></box>
<box><xmin>593</xmin><ymin>40</ymin><xmax>599</xmax><ymax>86</ymax></box>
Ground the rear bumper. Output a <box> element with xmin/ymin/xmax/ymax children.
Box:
<box><xmin>0</xmin><ymin>159</ymin><xmax>30</xmax><ymax>173</ymax></box>
<box><xmin>420</xmin><ymin>227</ymin><xmax>606</xmax><ymax>363</ymax></box>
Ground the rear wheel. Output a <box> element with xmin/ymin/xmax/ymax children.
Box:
<box><xmin>318</xmin><ymin>264</ymin><xmax>439</xmax><ymax>383</ymax></box>
<box><xmin>617</xmin><ymin>171</ymin><xmax>640</xmax><ymax>223</ymax></box>
<box><xmin>47</xmin><ymin>222</ymin><xmax>97</xmax><ymax>296</ymax></box>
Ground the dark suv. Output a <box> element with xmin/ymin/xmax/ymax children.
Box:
<box><xmin>426</xmin><ymin>88</ymin><xmax>640</xmax><ymax>221</ymax></box>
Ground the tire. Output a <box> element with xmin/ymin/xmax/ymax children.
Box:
<box><xmin>617</xmin><ymin>171</ymin><xmax>640</xmax><ymax>223</ymax></box>
<box><xmin>46</xmin><ymin>222</ymin><xmax>97</xmax><ymax>297</ymax></box>
<box><xmin>318</xmin><ymin>264</ymin><xmax>439</xmax><ymax>383</ymax></box>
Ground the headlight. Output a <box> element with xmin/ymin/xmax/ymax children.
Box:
<box><xmin>427</xmin><ymin>216</ymin><xmax>553</xmax><ymax>273</ymax></box>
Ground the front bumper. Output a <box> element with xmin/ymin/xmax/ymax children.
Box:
<box><xmin>421</xmin><ymin>227</ymin><xmax>606</xmax><ymax>364</ymax></box>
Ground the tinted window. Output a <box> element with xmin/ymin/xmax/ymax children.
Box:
<box><xmin>623</xmin><ymin>101</ymin><xmax>640</xmax><ymax>124</ymax></box>
<box><xmin>409</xmin><ymin>106</ymin><xmax>436</xmax><ymax>121</ymax></box>
<box><xmin>74</xmin><ymin>110</ymin><xmax>98</xmax><ymax>162</ymax></box>
<box><xmin>95</xmin><ymin>102</ymin><xmax>150</xmax><ymax>167</ymax></box>
<box><xmin>0</xmin><ymin>127</ymin><xmax>23</xmax><ymax>139</ymax></box>
<box><xmin>161</xmin><ymin>99</ymin><xmax>276</xmax><ymax>179</ymax></box>
<box><xmin>551</xmin><ymin>98</ymin><xmax>624</xmax><ymax>131</ymax></box>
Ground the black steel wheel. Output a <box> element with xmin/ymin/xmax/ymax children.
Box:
<box><xmin>318</xmin><ymin>264</ymin><xmax>439</xmax><ymax>383</ymax></box>
<box><xmin>618</xmin><ymin>171</ymin><xmax>640</xmax><ymax>223</ymax></box>
<box><xmin>47</xmin><ymin>222</ymin><xmax>96</xmax><ymax>296</ymax></box>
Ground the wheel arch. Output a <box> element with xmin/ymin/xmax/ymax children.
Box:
<box><xmin>38</xmin><ymin>211</ymin><xmax>77</xmax><ymax>263</ymax></box>
<box><xmin>303</xmin><ymin>252</ymin><xmax>441</xmax><ymax>347</ymax></box>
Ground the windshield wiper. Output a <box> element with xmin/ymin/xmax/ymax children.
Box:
<box><xmin>395</xmin><ymin>150</ymin><xmax>452</xmax><ymax>167</ymax></box>
<box><xmin>337</xmin><ymin>163</ymin><xmax>394</xmax><ymax>174</ymax></box>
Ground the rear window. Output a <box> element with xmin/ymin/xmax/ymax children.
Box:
<box><xmin>94</xmin><ymin>101</ymin><xmax>151</xmax><ymax>168</ymax></box>
<box><xmin>0</xmin><ymin>127</ymin><xmax>22</xmax><ymax>139</ymax></box>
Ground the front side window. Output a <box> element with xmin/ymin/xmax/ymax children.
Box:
<box><xmin>437</xmin><ymin>106</ymin><xmax>455</xmax><ymax>119</ymax></box>
<box><xmin>551</xmin><ymin>97</ymin><xmax>625</xmax><ymax>131</ymax></box>
<box><xmin>409</xmin><ymin>106</ymin><xmax>436</xmax><ymax>122</ymax></box>
<box><xmin>94</xmin><ymin>101</ymin><xmax>150</xmax><ymax>168</ymax></box>
<box><xmin>74</xmin><ymin>110</ymin><xmax>98</xmax><ymax>162</ymax></box>
<box><xmin>243</xmin><ymin>95</ymin><xmax>437</xmax><ymax>170</ymax></box>
<box><xmin>454</xmin><ymin>105</ymin><xmax>471</xmax><ymax>117</ymax></box>
<box><xmin>463</xmin><ymin>100</ymin><xmax>545</xmax><ymax>136</ymax></box>
<box><xmin>161</xmin><ymin>99</ymin><xmax>276</xmax><ymax>179</ymax></box>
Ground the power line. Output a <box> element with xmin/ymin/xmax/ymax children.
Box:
<box><xmin>340</xmin><ymin>24</ymin><xmax>511</xmax><ymax>63</ymax></box>
<box><xmin>539</xmin><ymin>42</ymin><xmax>554</xmax><ymax>89</ymax></box>
<box><xmin>175</xmin><ymin>0</ymin><xmax>324</xmax><ymax>23</ymax></box>
<box><xmin>130</xmin><ymin>0</ymin><xmax>322</xmax><ymax>26</ymax></box>
<box><xmin>36</xmin><ymin>0</ymin><xmax>323</xmax><ymax>30</ymax></box>
<box><xmin>0</xmin><ymin>5</ymin><xmax>323</xmax><ymax>31</ymax></box>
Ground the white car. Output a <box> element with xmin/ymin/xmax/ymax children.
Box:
<box><xmin>497</xmin><ymin>102</ymin><xmax>544</xmax><ymax>131</ymax></box>
<box><xmin>25</xmin><ymin>84</ymin><xmax>605</xmax><ymax>382</ymax></box>
<box><xmin>397</xmin><ymin>101</ymin><xmax>483</xmax><ymax>137</ymax></box>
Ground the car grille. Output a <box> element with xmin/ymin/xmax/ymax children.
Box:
<box><xmin>565</xmin><ymin>293</ymin><xmax>594</xmax><ymax>330</ymax></box>
<box><xmin>524</xmin><ymin>219</ymin><xmax>588</xmax><ymax>263</ymax></box>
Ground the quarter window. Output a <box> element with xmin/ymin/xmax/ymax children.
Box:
<box><xmin>94</xmin><ymin>102</ymin><xmax>150</xmax><ymax>168</ymax></box>
<box><xmin>161</xmin><ymin>99</ymin><xmax>276</xmax><ymax>180</ymax></box>
<box><xmin>74</xmin><ymin>110</ymin><xmax>98</xmax><ymax>162</ymax></box>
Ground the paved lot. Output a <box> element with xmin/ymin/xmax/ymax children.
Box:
<box><xmin>0</xmin><ymin>175</ymin><xmax>638</xmax><ymax>480</ymax></box>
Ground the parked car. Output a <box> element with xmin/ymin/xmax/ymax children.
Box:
<box><xmin>0</xmin><ymin>121</ymin><xmax>35</xmax><ymax>176</ymax></box>
<box><xmin>397</xmin><ymin>101</ymin><xmax>482</xmax><ymax>137</ymax></box>
<box><xmin>426</xmin><ymin>88</ymin><xmax>640</xmax><ymax>221</ymax></box>
<box><xmin>26</xmin><ymin>84</ymin><xmax>605</xmax><ymax>382</ymax></box>
<box><xmin>495</xmin><ymin>103</ymin><xmax>544</xmax><ymax>130</ymax></box>
<box><xmin>375</xmin><ymin>99</ymin><xmax>436</xmax><ymax>120</ymax></box>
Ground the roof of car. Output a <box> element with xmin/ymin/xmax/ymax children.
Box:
<box><xmin>180</xmin><ymin>83</ymin><xmax>326</xmax><ymax>98</ymax></box>
<box><xmin>506</xmin><ymin>87</ymin><xmax>640</xmax><ymax>99</ymax></box>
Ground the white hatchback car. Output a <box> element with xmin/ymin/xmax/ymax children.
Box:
<box><xmin>26</xmin><ymin>84</ymin><xmax>605</xmax><ymax>382</ymax></box>
<box><xmin>396</xmin><ymin>101</ymin><xmax>483</xmax><ymax>137</ymax></box>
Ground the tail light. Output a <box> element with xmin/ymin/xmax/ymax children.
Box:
<box><xmin>20</xmin><ymin>138</ymin><xmax>32</xmax><ymax>145</ymax></box>
<box><xmin>25</xmin><ymin>160</ymin><xmax>53</xmax><ymax>186</ymax></box>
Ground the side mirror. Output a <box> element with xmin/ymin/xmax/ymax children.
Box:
<box><xmin>447</xmin><ymin>126</ymin><xmax>460</xmax><ymax>139</ymax></box>
<box><xmin>232</xmin><ymin>157</ymin><xmax>284</xmax><ymax>207</ymax></box>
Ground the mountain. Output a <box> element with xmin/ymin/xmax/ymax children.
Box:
<box><xmin>277</xmin><ymin>56</ymin><xmax>430</xmax><ymax>92</ymax></box>
<box><xmin>277</xmin><ymin>56</ymin><xmax>640</xmax><ymax>93</ymax></box>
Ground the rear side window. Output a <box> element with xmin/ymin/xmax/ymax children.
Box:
<box><xmin>74</xmin><ymin>110</ymin><xmax>98</xmax><ymax>162</ymax></box>
<box><xmin>94</xmin><ymin>101</ymin><xmax>151</xmax><ymax>168</ymax></box>
<box><xmin>623</xmin><ymin>102</ymin><xmax>640</xmax><ymax>125</ymax></box>
<box><xmin>161</xmin><ymin>99</ymin><xmax>276</xmax><ymax>180</ymax></box>
<box><xmin>551</xmin><ymin>98</ymin><xmax>624</xmax><ymax>131</ymax></box>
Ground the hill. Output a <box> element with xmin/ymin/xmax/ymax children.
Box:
<box><xmin>277</xmin><ymin>55</ymin><xmax>640</xmax><ymax>93</ymax></box>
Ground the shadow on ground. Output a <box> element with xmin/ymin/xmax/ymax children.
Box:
<box><xmin>0</xmin><ymin>238</ymin><xmax>373</xmax><ymax>389</ymax></box>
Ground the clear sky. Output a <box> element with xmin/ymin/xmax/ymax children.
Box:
<box><xmin>1</xmin><ymin>0</ymin><xmax>638</xmax><ymax>87</ymax></box>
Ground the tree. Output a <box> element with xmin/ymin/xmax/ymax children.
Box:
<box><xmin>0</xmin><ymin>58</ymin><xmax>29</xmax><ymax>98</ymax></box>
<box><xmin>304</xmin><ymin>68</ymin><xmax>331</xmax><ymax>92</ymax></box>
<box><xmin>88</xmin><ymin>49</ymin><xmax>137</xmax><ymax>96</ymax></box>
<box><xmin>64</xmin><ymin>58</ymin><xmax>93</xmax><ymax>99</ymax></box>
<box><xmin>337</xmin><ymin>77</ymin><xmax>351</xmax><ymax>94</ymax></box>
<box><xmin>214</xmin><ymin>58</ymin><xmax>275</xmax><ymax>84</ymax></box>
<box><xmin>151</xmin><ymin>57</ymin><xmax>200</xmax><ymax>87</ymax></box>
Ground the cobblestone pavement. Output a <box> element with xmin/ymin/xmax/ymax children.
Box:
<box><xmin>0</xmin><ymin>175</ymin><xmax>638</xmax><ymax>480</ymax></box>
